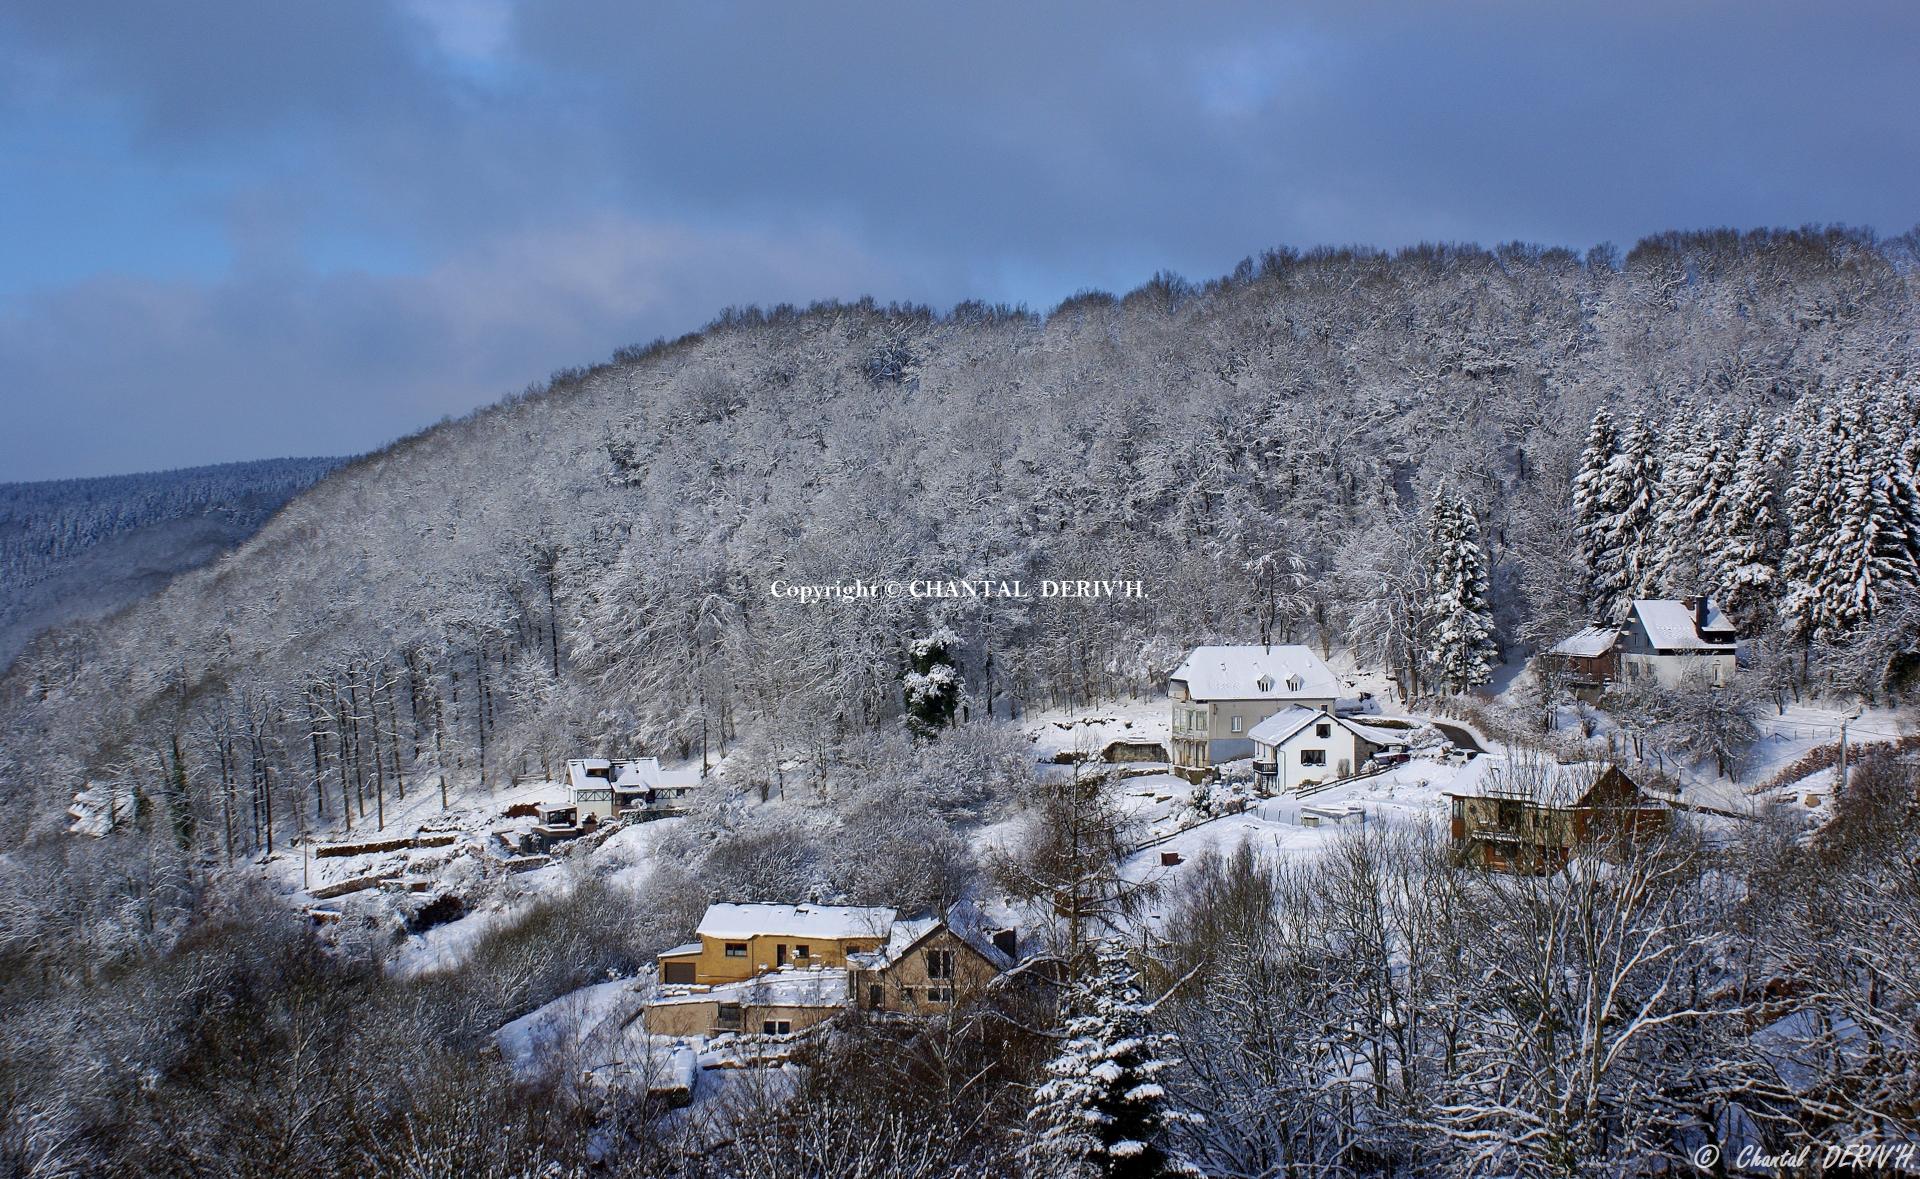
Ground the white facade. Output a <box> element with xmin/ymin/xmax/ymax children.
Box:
<box><xmin>1248</xmin><ymin>706</ymin><xmax>1391</xmax><ymax>792</ymax></box>
<box><xmin>566</xmin><ymin>756</ymin><xmax>706</xmax><ymax>819</ymax></box>
<box><xmin>1618</xmin><ymin>599</ymin><xmax>1737</xmax><ymax>688</ymax></box>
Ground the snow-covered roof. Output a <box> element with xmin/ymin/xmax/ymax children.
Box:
<box><xmin>695</xmin><ymin>903</ymin><xmax>896</xmax><ymax>942</ymax></box>
<box><xmin>1550</xmin><ymin>626</ymin><xmax>1620</xmax><ymax>658</ymax></box>
<box><xmin>568</xmin><ymin>757</ymin><xmax>708</xmax><ymax>793</ymax></box>
<box><xmin>1246</xmin><ymin>706</ymin><xmax>1327</xmax><ymax>745</ymax></box>
<box><xmin>1630</xmin><ymin>600</ymin><xmax>1736</xmax><ymax>650</ymax></box>
<box><xmin>1248</xmin><ymin>705</ymin><xmax>1404</xmax><ymax>750</ymax></box>
<box><xmin>1447</xmin><ymin>762</ymin><xmax>1644</xmax><ymax>806</ymax></box>
<box><xmin>650</xmin><ymin>965</ymin><xmax>849</xmax><ymax>1009</ymax></box>
<box><xmin>848</xmin><ymin>901</ymin><xmax>1017</xmax><ymax>973</ymax></box>
<box><xmin>1169</xmin><ymin>645</ymin><xmax>1338</xmax><ymax>701</ymax></box>
<box><xmin>658</xmin><ymin>942</ymin><xmax>701</xmax><ymax>959</ymax></box>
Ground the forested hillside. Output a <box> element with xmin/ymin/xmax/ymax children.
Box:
<box><xmin>0</xmin><ymin>458</ymin><xmax>343</xmax><ymax>671</ymax></box>
<box><xmin>3</xmin><ymin>229</ymin><xmax>1917</xmax><ymax>854</ymax></box>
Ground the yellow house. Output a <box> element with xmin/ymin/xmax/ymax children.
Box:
<box><xmin>850</xmin><ymin>912</ymin><xmax>1015</xmax><ymax>1015</ymax></box>
<box><xmin>656</xmin><ymin>903</ymin><xmax>896</xmax><ymax>986</ymax></box>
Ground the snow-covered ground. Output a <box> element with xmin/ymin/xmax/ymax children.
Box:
<box><xmin>218</xmin><ymin>675</ymin><xmax>1913</xmax><ymax>1115</ymax></box>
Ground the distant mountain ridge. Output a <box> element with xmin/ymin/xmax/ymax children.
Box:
<box><xmin>0</xmin><ymin>456</ymin><xmax>345</xmax><ymax>670</ymax></box>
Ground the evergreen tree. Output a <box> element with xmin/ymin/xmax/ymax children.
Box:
<box><xmin>1421</xmin><ymin>488</ymin><xmax>1498</xmax><ymax>694</ymax></box>
<box><xmin>1712</xmin><ymin>418</ymin><xmax>1784</xmax><ymax>634</ymax></box>
<box><xmin>1577</xmin><ymin>411</ymin><xmax>1661</xmax><ymax>621</ymax></box>
<box><xmin>1781</xmin><ymin>393</ymin><xmax>1919</xmax><ymax>643</ymax></box>
<box><xmin>1026</xmin><ymin>941</ymin><xmax>1201</xmax><ymax>1178</ymax></box>
<box><xmin>1871</xmin><ymin>381</ymin><xmax>1920</xmax><ymax>574</ymax></box>
<box><xmin>1570</xmin><ymin>407</ymin><xmax>1618</xmax><ymax>617</ymax></box>
<box><xmin>1608</xmin><ymin>413</ymin><xmax>1664</xmax><ymax>612</ymax></box>
<box><xmin>1648</xmin><ymin>406</ymin><xmax>1726</xmax><ymax>596</ymax></box>
<box><xmin>904</xmin><ymin>626</ymin><xmax>963</xmax><ymax>737</ymax></box>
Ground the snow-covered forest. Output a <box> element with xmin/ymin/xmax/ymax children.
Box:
<box><xmin>0</xmin><ymin>457</ymin><xmax>343</xmax><ymax>670</ymax></box>
<box><xmin>2</xmin><ymin>227</ymin><xmax>1919</xmax><ymax>1175</ymax></box>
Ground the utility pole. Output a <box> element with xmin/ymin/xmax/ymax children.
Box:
<box><xmin>1838</xmin><ymin>707</ymin><xmax>1862</xmax><ymax>796</ymax></box>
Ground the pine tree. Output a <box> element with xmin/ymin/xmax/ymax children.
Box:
<box><xmin>1712</xmin><ymin>418</ymin><xmax>1783</xmax><ymax>634</ymax></box>
<box><xmin>1871</xmin><ymin>381</ymin><xmax>1920</xmax><ymax>575</ymax></box>
<box><xmin>1571</xmin><ymin>407</ymin><xmax>1618</xmax><ymax>617</ymax></box>
<box><xmin>1648</xmin><ymin>406</ymin><xmax>1727</xmax><ymax>597</ymax></box>
<box><xmin>1609</xmin><ymin>413</ymin><xmax>1664</xmax><ymax>612</ymax></box>
<box><xmin>904</xmin><ymin>626</ymin><xmax>963</xmax><ymax>737</ymax></box>
<box><xmin>1781</xmin><ymin>393</ymin><xmax>1919</xmax><ymax>643</ymax></box>
<box><xmin>1026</xmin><ymin>941</ymin><xmax>1201</xmax><ymax>1178</ymax></box>
<box><xmin>1421</xmin><ymin>488</ymin><xmax>1498</xmax><ymax>695</ymax></box>
<box><xmin>1577</xmin><ymin>410</ymin><xmax>1661</xmax><ymax>621</ymax></box>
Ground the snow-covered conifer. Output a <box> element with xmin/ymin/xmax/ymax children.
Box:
<box><xmin>1421</xmin><ymin>488</ymin><xmax>1498</xmax><ymax>694</ymax></box>
<box><xmin>904</xmin><ymin>626</ymin><xmax>963</xmax><ymax>736</ymax></box>
<box><xmin>1781</xmin><ymin>392</ymin><xmax>1919</xmax><ymax>642</ymax></box>
<box><xmin>1026</xmin><ymin>941</ymin><xmax>1201</xmax><ymax>1178</ymax></box>
<box><xmin>1712</xmin><ymin>418</ymin><xmax>1784</xmax><ymax>634</ymax></box>
<box><xmin>1648</xmin><ymin>406</ymin><xmax>1727</xmax><ymax>596</ymax></box>
<box><xmin>1571</xmin><ymin>407</ymin><xmax>1618</xmax><ymax>616</ymax></box>
<box><xmin>1577</xmin><ymin>410</ymin><xmax>1661</xmax><ymax>620</ymax></box>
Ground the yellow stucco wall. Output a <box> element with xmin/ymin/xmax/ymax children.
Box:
<box><xmin>660</xmin><ymin>933</ymin><xmax>883</xmax><ymax>986</ymax></box>
<box><xmin>645</xmin><ymin>997</ymin><xmax>841</xmax><ymax>1038</ymax></box>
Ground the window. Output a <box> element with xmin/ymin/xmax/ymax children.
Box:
<box><xmin>717</xmin><ymin>1004</ymin><xmax>742</xmax><ymax>1027</ymax></box>
<box><xmin>1230</xmin><ymin>715</ymin><xmax>1243</xmax><ymax>734</ymax></box>
<box><xmin>762</xmin><ymin>1020</ymin><xmax>792</xmax><ymax>1035</ymax></box>
<box><xmin>901</xmin><ymin>986</ymin><xmax>915</xmax><ymax>1004</ymax></box>
<box><xmin>1301</xmin><ymin>749</ymin><xmax>1326</xmax><ymax>767</ymax></box>
<box><xmin>1285</xmin><ymin>675</ymin><xmax>1303</xmax><ymax>692</ymax></box>
<box><xmin>868</xmin><ymin>983</ymin><xmax>883</xmax><ymax>1008</ymax></box>
<box><xmin>1315</xmin><ymin>723</ymin><xmax>1331</xmax><ymax>738</ymax></box>
<box><xmin>926</xmin><ymin>949</ymin><xmax>955</xmax><ymax>979</ymax></box>
<box><xmin>926</xmin><ymin>987</ymin><xmax>954</xmax><ymax>1002</ymax></box>
<box><xmin>795</xmin><ymin>943</ymin><xmax>810</xmax><ymax>960</ymax></box>
<box><xmin>1256</xmin><ymin>675</ymin><xmax>1274</xmax><ymax>692</ymax></box>
<box><xmin>725</xmin><ymin>943</ymin><xmax>747</xmax><ymax>957</ymax></box>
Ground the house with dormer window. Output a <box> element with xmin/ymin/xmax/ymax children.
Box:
<box><xmin>1167</xmin><ymin>645</ymin><xmax>1340</xmax><ymax>774</ymax></box>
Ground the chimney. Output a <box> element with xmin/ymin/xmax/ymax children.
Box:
<box><xmin>990</xmin><ymin>928</ymin><xmax>1017</xmax><ymax>959</ymax></box>
<box><xmin>1694</xmin><ymin>596</ymin><xmax>1709</xmax><ymax>635</ymax></box>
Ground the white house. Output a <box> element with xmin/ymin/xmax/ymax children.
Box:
<box><xmin>1167</xmin><ymin>645</ymin><xmax>1340</xmax><ymax>772</ymax></box>
<box><xmin>1618</xmin><ymin>598</ymin><xmax>1737</xmax><ymax>687</ymax></box>
<box><xmin>1248</xmin><ymin>705</ymin><xmax>1405</xmax><ymax>793</ymax></box>
<box><xmin>566</xmin><ymin>757</ymin><xmax>706</xmax><ymax>820</ymax></box>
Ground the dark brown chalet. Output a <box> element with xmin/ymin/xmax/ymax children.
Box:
<box><xmin>1446</xmin><ymin>764</ymin><xmax>1669</xmax><ymax>874</ymax></box>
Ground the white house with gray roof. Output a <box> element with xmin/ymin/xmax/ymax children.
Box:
<box><xmin>1247</xmin><ymin>705</ymin><xmax>1407</xmax><ymax>792</ymax></box>
<box><xmin>1619</xmin><ymin>598</ymin><xmax>1737</xmax><ymax>687</ymax></box>
<box><xmin>1167</xmin><ymin>644</ymin><xmax>1339</xmax><ymax>772</ymax></box>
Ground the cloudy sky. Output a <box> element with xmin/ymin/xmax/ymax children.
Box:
<box><xmin>2</xmin><ymin>1</ymin><xmax>1916</xmax><ymax>480</ymax></box>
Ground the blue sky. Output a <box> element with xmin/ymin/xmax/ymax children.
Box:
<box><xmin>2</xmin><ymin>1</ymin><xmax>1917</xmax><ymax>480</ymax></box>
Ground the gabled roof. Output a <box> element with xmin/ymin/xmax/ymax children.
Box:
<box><xmin>567</xmin><ymin>757</ymin><xmax>707</xmax><ymax>793</ymax></box>
<box><xmin>695</xmin><ymin>903</ymin><xmax>896</xmax><ymax>942</ymax></box>
<box><xmin>1247</xmin><ymin>705</ymin><xmax>1402</xmax><ymax>749</ymax></box>
<box><xmin>1630</xmin><ymin>600</ymin><xmax>1736</xmax><ymax>650</ymax></box>
<box><xmin>1169</xmin><ymin>645</ymin><xmax>1339</xmax><ymax>701</ymax></box>
<box><xmin>1550</xmin><ymin>626</ymin><xmax>1620</xmax><ymax>658</ymax></box>
<box><xmin>1447</xmin><ymin>762</ymin><xmax>1652</xmax><ymax>808</ymax></box>
<box><xmin>849</xmin><ymin>900</ymin><xmax>1016</xmax><ymax>973</ymax></box>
